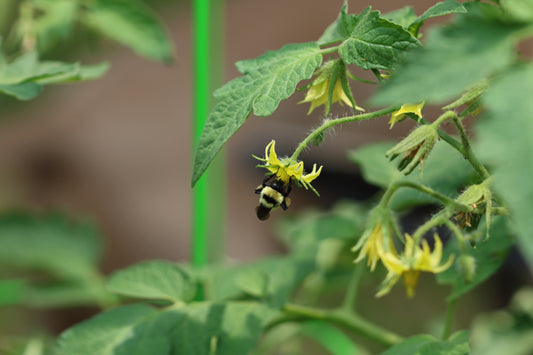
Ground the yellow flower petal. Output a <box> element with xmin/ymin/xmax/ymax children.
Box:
<box><xmin>389</xmin><ymin>102</ymin><xmax>425</xmax><ymax>129</ymax></box>
<box><xmin>301</xmin><ymin>164</ymin><xmax>323</xmax><ymax>183</ymax></box>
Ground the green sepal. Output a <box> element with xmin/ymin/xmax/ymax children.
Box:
<box><xmin>325</xmin><ymin>60</ymin><xmax>342</xmax><ymax>116</ymax></box>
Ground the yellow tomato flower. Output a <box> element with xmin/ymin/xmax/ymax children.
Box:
<box><xmin>254</xmin><ymin>140</ymin><xmax>322</xmax><ymax>193</ymax></box>
<box><xmin>352</xmin><ymin>209</ymin><xmax>396</xmax><ymax>272</ymax></box>
<box><xmin>301</xmin><ymin>77</ymin><xmax>355</xmax><ymax>114</ymax></box>
<box><xmin>300</xmin><ymin>61</ymin><xmax>365</xmax><ymax>115</ymax></box>
<box><xmin>353</xmin><ymin>223</ymin><xmax>386</xmax><ymax>271</ymax></box>
<box><xmin>376</xmin><ymin>234</ymin><xmax>454</xmax><ymax>298</ymax></box>
<box><xmin>389</xmin><ymin>102</ymin><xmax>425</xmax><ymax>129</ymax></box>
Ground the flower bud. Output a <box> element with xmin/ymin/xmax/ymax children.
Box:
<box><xmin>457</xmin><ymin>254</ymin><xmax>476</xmax><ymax>283</ymax></box>
<box><xmin>454</xmin><ymin>180</ymin><xmax>493</xmax><ymax>238</ymax></box>
<box><xmin>386</xmin><ymin>125</ymin><xmax>439</xmax><ymax>175</ymax></box>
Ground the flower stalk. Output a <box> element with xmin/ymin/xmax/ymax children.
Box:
<box><xmin>291</xmin><ymin>105</ymin><xmax>400</xmax><ymax>160</ymax></box>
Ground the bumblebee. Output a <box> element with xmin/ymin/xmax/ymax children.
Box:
<box><xmin>255</xmin><ymin>176</ymin><xmax>291</xmax><ymax>220</ymax></box>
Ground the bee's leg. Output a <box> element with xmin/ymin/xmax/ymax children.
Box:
<box><xmin>284</xmin><ymin>180</ymin><xmax>293</xmax><ymax>197</ymax></box>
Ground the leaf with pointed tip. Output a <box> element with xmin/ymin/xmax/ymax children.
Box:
<box><xmin>475</xmin><ymin>65</ymin><xmax>533</xmax><ymax>272</ymax></box>
<box><xmin>57</xmin><ymin>301</ymin><xmax>277</xmax><ymax>355</ymax></box>
<box><xmin>412</xmin><ymin>0</ymin><xmax>467</xmax><ymax>26</ymax></box>
<box><xmin>372</xmin><ymin>4</ymin><xmax>521</xmax><ymax>105</ymax></box>
<box><xmin>338</xmin><ymin>7</ymin><xmax>420</xmax><ymax>70</ymax></box>
<box><xmin>0</xmin><ymin>213</ymin><xmax>102</xmax><ymax>280</ymax></box>
<box><xmin>317</xmin><ymin>4</ymin><xmax>359</xmax><ymax>45</ymax></box>
<box><xmin>384</xmin><ymin>6</ymin><xmax>418</xmax><ymax>28</ymax></box>
<box><xmin>106</xmin><ymin>261</ymin><xmax>196</xmax><ymax>304</ymax></box>
<box><xmin>83</xmin><ymin>0</ymin><xmax>174</xmax><ymax>63</ymax></box>
<box><xmin>191</xmin><ymin>42</ymin><xmax>322</xmax><ymax>186</ymax></box>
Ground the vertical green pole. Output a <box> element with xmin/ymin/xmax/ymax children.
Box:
<box><xmin>192</xmin><ymin>0</ymin><xmax>225</xmax><ymax>268</ymax></box>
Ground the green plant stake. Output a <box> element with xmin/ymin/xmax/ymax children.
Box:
<box><xmin>192</xmin><ymin>0</ymin><xmax>225</xmax><ymax>269</ymax></box>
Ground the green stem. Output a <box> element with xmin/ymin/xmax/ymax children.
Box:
<box><xmin>319</xmin><ymin>45</ymin><xmax>340</xmax><ymax>55</ymax></box>
<box><xmin>341</xmin><ymin>263</ymin><xmax>365</xmax><ymax>312</ymax></box>
<box><xmin>443</xmin><ymin>219</ymin><xmax>468</xmax><ymax>252</ymax></box>
<box><xmin>291</xmin><ymin>105</ymin><xmax>400</xmax><ymax>160</ymax></box>
<box><xmin>411</xmin><ymin>211</ymin><xmax>451</xmax><ymax>244</ymax></box>
<box><xmin>442</xmin><ymin>299</ymin><xmax>457</xmax><ymax>340</ymax></box>
<box><xmin>416</xmin><ymin>117</ymin><xmax>464</xmax><ymax>154</ymax></box>
<box><xmin>431</xmin><ymin>110</ymin><xmax>456</xmax><ymax>128</ymax></box>
<box><xmin>282</xmin><ymin>303</ymin><xmax>404</xmax><ymax>347</ymax></box>
<box><xmin>450</xmin><ymin>115</ymin><xmax>490</xmax><ymax>180</ymax></box>
<box><xmin>380</xmin><ymin>180</ymin><xmax>472</xmax><ymax>213</ymax></box>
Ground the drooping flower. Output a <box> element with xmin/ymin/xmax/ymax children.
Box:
<box><xmin>454</xmin><ymin>179</ymin><xmax>493</xmax><ymax>239</ymax></box>
<box><xmin>254</xmin><ymin>140</ymin><xmax>322</xmax><ymax>193</ymax></box>
<box><xmin>389</xmin><ymin>102</ymin><xmax>425</xmax><ymax>128</ymax></box>
<box><xmin>352</xmin><ymin>207</ymin><xmax>395</xmax><ymax>271</ymax></box>
<box><xmin>300</xmin><ymin>61</ymin><xmax>364</xmax><ymax>115</ymax></box>
<box><xmin>376</xmin><ymin>234</ymin><xmax>454</xmax><ymax>298</ymax></box>
<box><xmin>386</xmin><ymin>124</ymin><xmax>439</xmax><ymax>175</ymax></box>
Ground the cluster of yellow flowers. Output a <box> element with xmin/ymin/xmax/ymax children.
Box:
<box><xmin>352</xmin><ymin>212</ymin><xmax>454</xmax><ymax>297</ymax></box>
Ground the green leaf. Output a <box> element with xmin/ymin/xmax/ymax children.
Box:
<box><xmin>382</xmin><ymin>334</ymin><xmax>436</xmax><ymax>355</ymax></box>
<box><xmin>0</xmin><ymin>213</ymin><xmax>102</xmax><ymax>280</ymax></box>
<box><xmin>437</xmin><ymin>218</ymin><xmax>513</xmax><ymax>301</ymax></box>
<box><xmin>23</xmin><ymin>281</ymin><xmax>112</xmax><ymax>308</ymax></box>
<box><xmin>56</xmin><ymin>303</ymin><xmax>168</xmax><ymax>355</ymax></box>
<box><xmin>382</xmin><ymin>331</ymin><xmax>469</xmax><ymax>355</ymax></box>
<box><xmin>0</xmin><ymin>52</ymin><xmax>108</xmax><ymax>99</ymax></box>
<box><xmin>0</xmin><ymin>279</ymin><xmax>26</xmax><ymax>306</ymax></box>
<box><xmin>475</xmin><ymin>65</ymin><xmax>533</xmax><ymax>272</ymax></box>
<box><xmin>347</xmin><ymin>141</ymin><xmax>474</xmax><ymax>210</ymax></box>
<box><xmin>384</xmin><ymin>6</ymin><xmax>418</xmax><ymax>28</ymax></box>
<box><xmin>83</xmin><ymin>0</ymin><xmax>174</xmax><ymax>63</ymax></box>
<box><xmin>0</xmin><ymin>82</ymin><xmax>41</xmax><ymax>100</ymax></box>
<box><xmin>471</xmin><ymin>289</ymin><xmax>533</xmax><ymax>355</ymax></box>
<box><xmin>235</xmin><ymin>268</ymin><xmax>269</xmax><ymax>298</ymax></box>
<box><xmin>106</xmin><ymin>261</ymin><xmax>196</xmax><ymax>304</ymax></box>
<box><xmin>300</xmin><ymin>321</ymin><xmax>360</xmax><ymax>355</ymax></box>
<box><xmin>204</xmin><ymin>256</ymin><xmax>315</xmax><ymax>308</ymax></box>
<box><xmin>57</xmin><ymin>301</ymin><xmax>277</xmax><ymax>355</ymax></box>
<box><xmin>31</xmin><ymin>0</ymin><xmax>79</xmax><ymax>52</ymax></box>
<box><xmin>372</xmin><ymin>5</ymin><xmax>520</xmax><ymax>105</ymax></box>
<box><xmin>418</xmin><ymin>331</ymin><xmax>470</xmax><ymax>355</ymax></box>
<box><xmin>277</xmin><ymin>201</ymin><xmax>365</xmax><ymax>253</ymax></box>
<box><xmin>317</xmin><ymin>4</ymin><xmax>359</xmax><ymax>45</ymax></box>
<box><xmin>500</xmin><ymin>0</ymin><xmax>533</xmax><ymax>22</ymax></box>
<box><xmin>35</xmin><ymin>62</ymin><xmax>110</xmax><ymax>84</ymax></box>
<box><xmin>191</xmin><ymin>42</ymin><xmax>322</xmax><ymax>186</ymax></box>
<box><xmin>412</xmin><ymin>0</ymin><xmax>467</xmax><ymax>26</ymax></box>
<box><xmin>0</xmin><ymin>52</ymin><xmax>73</xmax><ymax>85</ymax></box>
<box><xmin>338</xmin><ymin>7</ymin><xmax>420</xmax><ymax>70</ymax></box>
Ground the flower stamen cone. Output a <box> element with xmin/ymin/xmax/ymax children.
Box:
<box><xmin>254</xmin><ymin>140</ymin><xmax>323</xmax><ymax>194</ymax></box>
<box><xmin>300</xmin><ymin>61</ymin><xmax>364</xmax><ymax>115</ymax></box>
<box><xmin>377</xmin><ymin>234</ymin><xmax>454</xmax><ymax>298</ymax></box>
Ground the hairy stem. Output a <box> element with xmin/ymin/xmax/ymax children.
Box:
<box><xmin>291</xmin><ymin>105</ymin><xmax>400</xmax><ymax>160</ymax></box>
<box><xmin>450</xmin><ymin>114</ymin><xmax>490</xmax><ymax>180</ymax></box>
<box><xmin>380</xmin><ymin>180</ymin><xmax>473</xmax><ymax>213</ymax></box>
<box><xmin>411</xmin><ymin>211</ymin><xmax>452</xmax><ymax>244</ymax></box>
